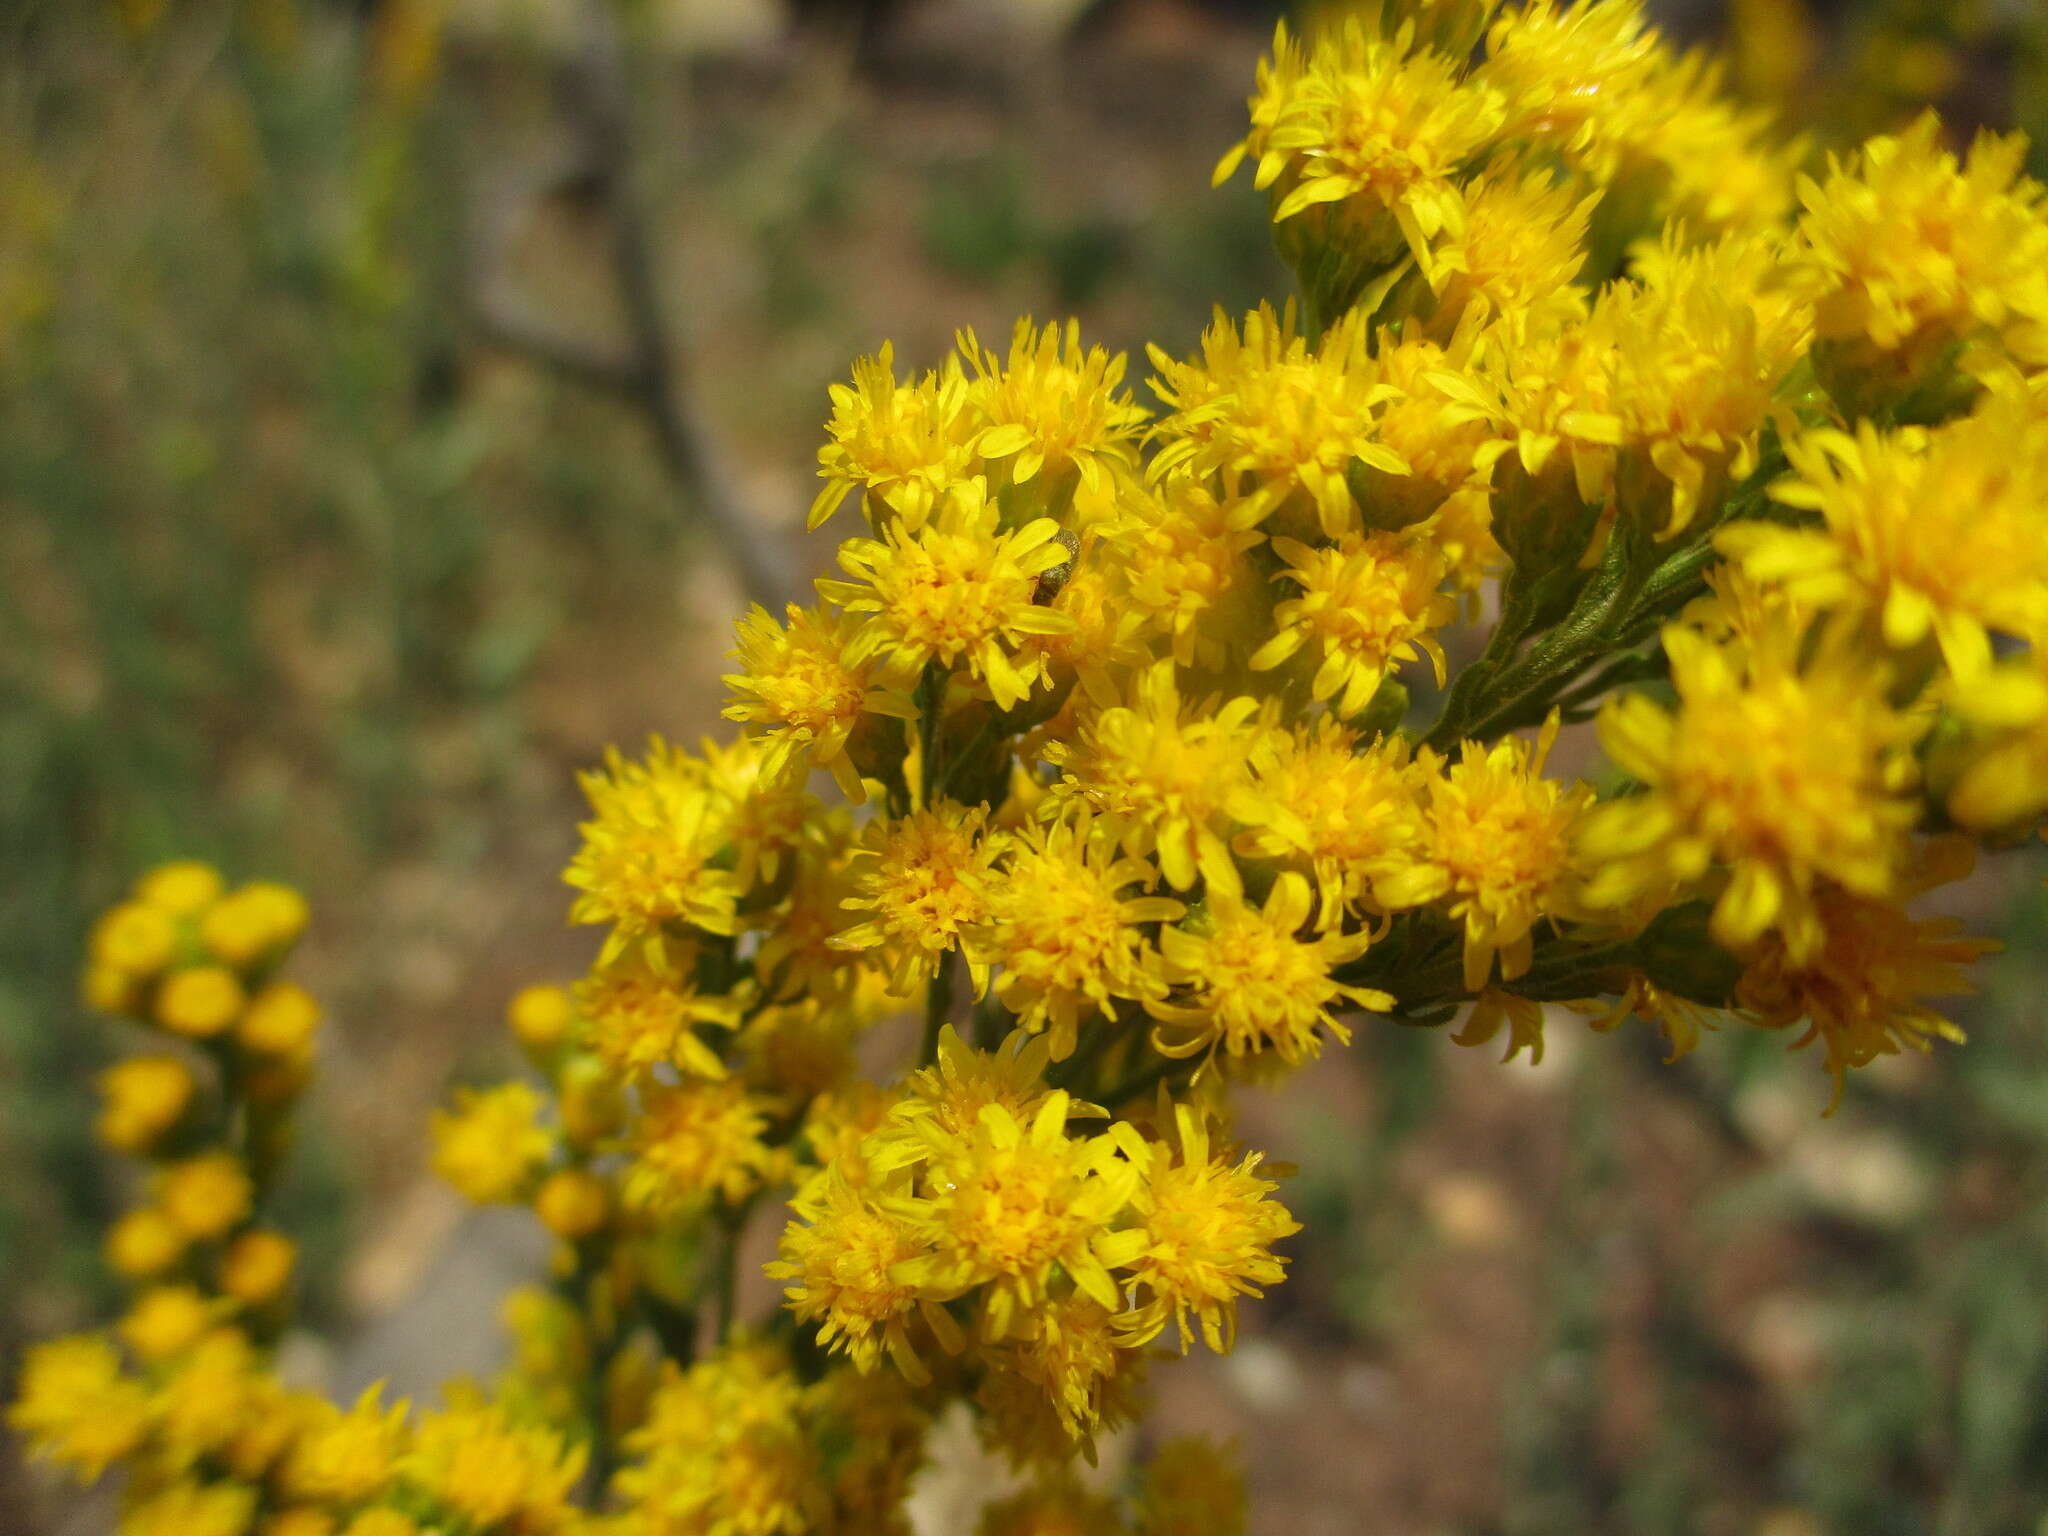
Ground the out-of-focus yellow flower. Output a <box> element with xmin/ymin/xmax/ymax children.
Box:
<box><xmin>405</xmin><ymin>1395</ymin><xmax>586</xmax><ymax>1533</ymax></box>
<box><xmin>1135</xmin><ymin>1435</ymin><xmax>1249</xmax><ymax>1536</ymax></box>
<box><xmin>282</xmin><ymin>1385</ymin><xmax>411</xmax><ymax>1506</ymax></box>
<box><xmin>238</xmin><ymin>981</ymin><xmax>321</xmax><ymax>1056</ymax></box>
<box><xmin>156</xmin><ymin>1151</ymin><xmax>254</xmax><ymax>1242</ymax></box>
<box><xmin>534</xmin><ymin>1168</ymin><xmax>610</xmax><ymax>1240</ymax></box>
<box><xmin>90</xmin><ymin>901</ymin><xmax>178</xmax><ymax>979</ymax></box>
<box><xmin>578</xmin><ymin>941</ymin><xmax>741</xmax><ymax>1083</ymax></box>
<box><xmin>96</xmin><ymin>1054</ymin><xmax>196</xmax><ymax>1153</ymax></box>
<box><xmin>506</xmin><ymin>983</ymin><xmax>574</xmax><ymax>1053</ymax></box>
<box><xmin>119</xmin><ymin>1285</ymin><xmax>222</xmax><ymax>1362</ymax></box>
<box><xmin>222</xmin><ymin>1230</ymin><xmax>297</xmax><ymax>1308</ymax></box>
<box><xmin>431</xmin><ymin>1082</ymin><xmax>551</xmax><ymax>1206</ymax></box>
<box><xmin>136</xmin><ymin>860</ymin><xmax>226</xmax><ymax>916</ymax></box>
<box><xmin>107</xmin><ymin>1205</ymin><xmax>187</xmax><ymax>1279</ymax></box>
<box><xmin>1947</xmin><ymin>648</ymin><xmax>2048</xmax><ymax>832</ymax></box>
<box><xmin>769</xmin><ymin>1170</ymin><xmax>933</xmax><ymax>1381</ymax></box>
<box><xmin>119</xmin><ymin>1480</ymin><xmax>258</xmax><ymax>1536</ymax></box>
<box><xmin>155</xmin><ymin>965</ymin><xmax>247</xmax><ymax>1039</ymax></box>
<box><xmin>200</xmin><ymin>882</ymin><xmax>310</xmax><ymax>967</ymax></box>
<box><xmin>977</xmin><ymin>1472</ymin><xmax>1130</xmax><ymax>1536</ymax></box>
<box><xmin>624</xmin><ymin>1078</ymin><xmax>777</xmax><ymax>1213</ymax></box>
<box><xmin>7</xmin><ymin>1334</ymin><xmax>152</xmax><ymax>1481</ymax></box>
<box><xmin>1731</xmin><ymin>389</ymin><xmax>2048</xmax><ymax>678</ymax></box>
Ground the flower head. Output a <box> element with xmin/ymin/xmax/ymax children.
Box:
<box><xmin>959</xmin><ymin>318</ymin><xmax>1149</xmax><ymax>511</ymax></box>
<box><xmin>834</xmin><ymin>800</ymin><xmax>999</xmax><ymax>991</ymax></box>
<box><xmin>624</xmin><ymin>1078</ymin><xmax>777</xmax><ymax>1213</ymax></box>
<box><xmin>1250</xmin><ymin>532</ymin><xmax>1454</xmax><ymax>716</ymax></box>
<box><xmin>7</xmin><ymin>1334</ymin><xmax>152</xmax><ymax>1482</ymax></box>
<box><xmin>812</xmin><ymin>343</ymin><xmax>978</xmax><ymax>531</ymax></box>
<box><xmin>432</xmin><ymin>1082</ymin><xmax>551</xmax><ymax>1205</ymax></box>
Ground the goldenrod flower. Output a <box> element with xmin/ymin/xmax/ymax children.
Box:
<box><xmin>221</xmin><ymin>1229</ymin><xmax>297</xmax><ymax>1307</ymax></box>
<box><xmin>871</xmin><ymin>1026</ymin><xmax>1057</xmax><ymax>1169</ymax></box>
<box><xmin>1251</xmin><ymin>531</ymin><xmax>1454</xmax><ymax>715</ymax></box>
<box><xmin>1148</xmin><ymin>304</ymin><xmax>1407</xmax><ymax>539</ymax></box>
<box><xmin>119</xmin><ymin>1481</ymin><xmax>258</xmax><ymax>1536</ymax></box>
<box><xmin>1121</xmin><ymin>477</ymin><xmax>1267</xmax><ymax>672</ymax></box>
<box><xmin>1738</xmin><ymin>869</ymin><xmax>1992</xmax><ymax>1109</ymax></box>
<box><xmin>820</xmin><ymin>482</ymin><xmax>1075</xmax><ymax>711</ymax></box>
<box><xmin>1234</xmin><ymin>718</ymin><xmax>1425</xmax><ymax>922</ymax></box>
<box><xmin>989</xmin><ymin>1291</ymin><xmax>1133</xmax><ymax>1445</ymax></box>
<box><xmin>506</xmin><ymin>982</ymin><xmax>574</xmax><ymax>1053</ymax></box>
<box><xmin>1219</xmin><ymin>21</ymin><xmax>1504</xmax><ymax>277</ymax></box>
<box><xmin>1451</xmin><ymin>987</ymin><xmax>1549</xmax><ymax>1064</ymax></box>
<box><xmin>200</xmin><ymin>881</ymin><xmax>310</xmax><ymax>967</ymax></box>
<box><xmin>1791</xmin><ymin>114</ymin><xmax>2048</xmax><ymax>403</ymax></box>
<box><xmin>7</xmin><ymin>1334</ymin><xmax>152</xmax><ymax>1481</ymax></box>
<box><xmin>752</xmin><ymin>810</ymin><xmax>875</xmax><ymax>1005</ymax></box>
<box><xmin>1048</xmin><ymin>660</ymin><xmax>1274</xmax><ymax>895</ymax></box>
<box><xmin>896</xmin><ymin>1092</ymin><xmax>1141</xmax><ymax>1342</ymax></box>
<box><xmin>972</xmin><ymin>813</ymin><xmax>1183</xmax><ymax>1062</ymax></box>
<box><xmin>1150</xmin><ymin>872</ymin><xmax>1388</xmax><ymax>1065</ymax></box>
<box><xmin>768</xmin><ymin>1170</ymin><xmax>934</xmax><ymax>1381</ymax></box>
<box><xmin>1581</xmin><ymin>616</ymin><xmax>1925</xmax><ymax>962</ymax></box>
<box><xmin>1476</xmin><ymin>0</ymin><xmax>1660</xmax><ymax>176</ymax></box>
<box><xmin>156</xmin><ymin>1151</ymin><xmax>254</xmax><ymax>1241</ymax></box>
<box><xmin>624</xmin><ymin>1078</ymin><xmax>777</xmax><ymax>1213</ymax></box>
<box><xmin>155</xmin><ymin>1327</ymin><xmax>268</xmax><ymax>1467</ymax></box>
<box><xmin>565</xmin><ymin>737</ymin><xmax>742</xmax><ymax>966</ymax></box>
<box><xmin>136</xmin><ymin>859</ymin><xmax>226</xmax><ymax>915</ymax></box>
<box><xmin>89</xmin><ymin>901</ymin><xmax>178</xmax><ymax>979</ymax></box>
<box><xmin>405</xmin><ymin>1395</ymin><xmax>586</xmax><ymax>1533</ymax></box>
<box><xmin>119</xmin><ymin>1285</ymin><xmax>220</xmax><ymax>1362</ymax></box>
<box><xmin>697</xmin><ymin>733</ymin><xmax>819</xmax><ymax>896</ymax></box>
<box><xmin>95</xmin><ymin>1054</ymin><xmax>195</xmax><ymax>1153</ymax></box>
<box><xmin>155</xmin><ymin>964</ymin><xmax>246</xmax><ymax>1039</ymax></box>
<box><xmin>834</xmin><ymin>799</ymin><xmax>998</xmax><ymax>991</ymax></box>
<box><xmin>1731</xmin><ymin>392</ymin><xmax>2048</xmax><ymax>678</ymax></box>
<box><xmin>106</xmin><ymin>1205</ymin><xmax>187</xmax><ymax>1279</ymax></box>
<box><xmin>1379</xmin><ymin>716</ymin><xmax>1593</xmax><ymax>992</ymax></box>
<box><xmin>1947</xmin><ymin>648</ymin><xmax>2048</xmax><ymax>832</ymax></box>
<box><xmin>578</xmin><ymin>940</ymin><xmax>742</xmax><ymax>1083</ymax></box>
<box><xmin>238</xmin><ymin>980</ymin><xmax>321</xmax><ymax>1056</ymax></box>
<box><xmin>811</xmin><ymin>342</ymin><xmax>978</xmax><ymax>531</ymax></box>
<box><xmin>431</xmin><ymin>1082</ymin><xmax>551</xmax><ymax>1205</ymax></box>
<box><xmin>533</xmin><ymin>1168</ymin><xmax>609</xmax><ymax>1239</ymax></box>
<box><xmin>1570</xmin><ymin>970</ymin><xmax>1730</xmax><ymax>1064</ymax></box>
<box><xmin>1422</xmin><ymin>165</ymin><xmax>1593</xmax><ymax>336</ymax></box>
<box><xmin>282</xmin><ymin>1385</ymin><xmax>410</xmax><ymax>1506</ymax></box>
<box><xmin>1106</xmin><ymin>1104</ymin><xmax>1298</xmax><ymax>1352</ymax></box>
<box><xmin>959</xmin><ymin>317</ymin><xmax>1149</xmax><ymax>512</ymax></box>
<box><xmin>723</xmin><ymin>602</ymin><xmax>917</xmax><ymax>801</ymax></box>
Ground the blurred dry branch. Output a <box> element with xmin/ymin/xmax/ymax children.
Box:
<box><xmin>468</xmin><ymin>0</ymin><xmax>797</xmax><ymax>608</ymax></box>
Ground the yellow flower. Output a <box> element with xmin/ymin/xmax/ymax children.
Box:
<box><xmin>89</xmin><ymin>901</ymin><xmax>178</xmax><ymax>978</ymax></box>
<box><xmin>238</xmin><ymin>981</ymin><xmax>321</xmax><ymax>1056</ymax></box>
<box><xmin>1737</xmin><ymin>867</ymin><xmax>1993</xmax><ymax>1110</ymax></box>
<box><xmin>768</xmin><ymin>1170</ymin><xmax>935</xmax><ymax>1381</ymax></box>
<box><xmin>1580</xmin><ymin>616</ymin><xmax>1924</xmax><ymax>962</ymax></box>
<box><xmin>340</xmin><ymin>1512</ymin><xmax>420</xmax><ymax>1536</ymax></box>
<box><xmin>1791</xmin><ymin>113</ymin><xmax>2048</xmax><ymax>404</ymax></box>
<box><xmin>1451</xmin><ymin>986</ymin><xmax>1549</xmax><ymax>1064</ymax></box>
<box><xmin>1475</xmin><ymin>0</ymin><xmax>1660</xmax><ymax>178</ymax></box>
<box><xmin>811</xmin><ymin>341</ymin><xmax>978</xmax><ymax>531</ymax></box>
<box><xmin>1421</xmin><ymin>164</ymin><xmax>1593</xmax><ymax>337</ymax></box>
<box><xmin>896</xmin><ymin>1093</ymin><xmax>1141</xmax><ymax>1343</ymax></box>
<box><xmin>723</xmin><ymin>602</ymin><xmax>917</xmax><ymax>802</ymax></box>
<box><xmin>7</xmin><ymin>1334</ymin><xmax>152</xmax><ymax>1481</ymax></box>
<box><xmin>155</xmin><ymin>1328</ymin><xmax>268</xmax><ymax>1467</ymax></box>
<box><xmin>136</xmin><ymin>859</ymin><xmax>226</xmax><ymax>915</ymax></box>
<box><xmin>819</xmin><ymin>481</ymin><xmax>1076</xmax><ymax>711</ymax></box>
<box><xmin>959</xmin><ymin>317</ymin><xmax>1149</xmax><ymax>513</ymax></box>
<box><xmin>1219</xmin><ymin>20</ymin><xmax>1504</xmax><ymax>277</ymax></box>
<box><xmin>1947</xmin><ymin>648</ymin><xmax>2048</xmax><ymax>832</ymax></box>
<box><xmin>871</xmin><ymin>1026</ymin><xmax>1056</xmax><ymax>1165</ymax></box>
<box><xmin>752</xmin><ymin>810</ymin><xmax>875</xmax><ymax>1005</ymax></box>
<box><xmin>1147</xmin><ymin>303</ymin><xmax>1406</xmax><ymax>539</ymax></box>
<box><xmin>405</xmin><ymin>1395</ymin><xmax>586</xmax><ymax>1533</ymax></box>
<box><xmin>96</xmin><ymin>1054</ymin><xmax>195</xmax><ymax>1153</ymax></box>
<box><xmin>507</xmin><ymin>983</ymin><xmax>575</xmax><ymax>1053</ymax></box>
<box><xmin>431</xmin><ymin>1082</ymin><xmax>551</xmax><ymax>1205</ymax></box>
<box><xmin>697</xmin><ymin>731</ymin><xmax>821</xmax><ymax>895</ymax></box>
<box><xmin>1048</xmin><ymin>660</ymin><xmax>1273</xmax><ymax>895</ymax></box>
<box><xmin>282</xmin><ymin>1385</ymin><xmax>411</xmax><ymax>1505</ymax></box>
<box><xmin>1150</xmin><ymin>872</ymin><xmax>1387</xmax><ymax>1066</ymax></box>
<box><xmin>1731</xmin><ymin>391</ymin><xmax>2048</xmax><ymax>678</ymax></box>
<box><xmin>1569</xmin><ymin>971</ymin><xmax>1729</xmax><ymax>1065</ymax></box>
<box><xmin>578</xmin><ymin>941</ymin><xmax>741</xmax><ymax>1083</ymax></box>
<box><xmin>155</xmin><ymin>964</ymin><xmax>247</xmax><ymax>1039</ymax></box>
<box><xmin>119</xmin><ymin>1481</ymin><xmax>258</xmax><ymax>1536</ymax></box>
<box><xmin>1233</xmin><ymin>719</ymin><xmax>1424</xmax><ymax>923</ymax></box>
<box><xmin>1120</xmin><ymin>477</ymin><xmax>1267</xmax><ymax>672</ymax></box>
<box><xmin>221</xmin><ymin>1229</ymin><xmax>297</xmax><ymax>1307</ymax></box>
<box><xmin>120</xmin><ymin>1285</ymin><xmax>222</xmax><ymax>1362</ymax></box>
<box><xmin>157</xmin><ymin>1150</ymin><xmax>254</xmax><ymax>1241</ymax></box>
<box><xmin>833</xmin><ymin>799</ymin><xmax>998</xmax><ymax>992</ymax></box>
<box><xmin>106</xmin><ymin>1205</ymin><xmax>187</xmax><ymax>1279</ymax></box>
<box><xmin>200</xmin><ymin>881</ymin><xmax>310</xmax><ymax>968</ymax></box>
<box><xmin>565</xmin><ymin>736</ymin><xmax>742</xmax><ymax>965</ymax></box>
<box><xmin>1106</xmin><ymin>1104</ymin><xmax>1298</xmax><ymax>1352</ymax></box>
<box><xmin>1379</xmin><ymin>715</ymin><xmax>1593</xmax><ymax>992</ymax></box>
<box><xmin>972</xmin><ymin>813</ymin><xmax>1183</xmax><ymax>1062</ymax></box>
<box><xmin>533</xmin><ymin>1168</ymin><xmax>609</xmax><ymax>1240</ymax></box>
<box><xmin>624</xmin><ymin>1078</ymin><xmax>777</xmax><ymax>1213</ymax></box>
<box><xmin>1251</xmin><ymin>531</ymin><xmax>1454</xmax><ymax>715</ymax></box>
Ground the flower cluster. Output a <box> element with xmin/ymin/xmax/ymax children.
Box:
<box><xmin>16</xmin><ymin>0</ymin><xmax>2048</xmax><ymax>1527</ymax></box>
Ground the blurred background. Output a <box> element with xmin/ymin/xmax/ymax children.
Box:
<box><xmin>4</xmin><ymin>1</ymin><xmax>2048</xmax><ymax>1532</ymax></box>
